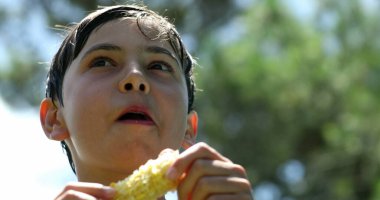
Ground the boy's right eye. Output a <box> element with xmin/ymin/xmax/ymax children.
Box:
<box><xmin>89</xmin><ymin>57</ymin><xmax>116</xmax><ymax>68</ymax></box>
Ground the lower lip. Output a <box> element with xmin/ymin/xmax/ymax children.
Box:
<box><xmin>118</xmin><ymin>120</ymin><xmax>155</xmax><ymax>125</ymax></box>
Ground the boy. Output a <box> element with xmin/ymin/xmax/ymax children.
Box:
<box><xmin>39</xmin><ymin>4</ymin><xmax>253</xmax><ymax>200</ymax></box>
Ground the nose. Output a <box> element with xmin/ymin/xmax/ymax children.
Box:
<box><xmin>118</xmin><ymin>68</ymin><xmax>150</xmax><ymax>94</ymax></box>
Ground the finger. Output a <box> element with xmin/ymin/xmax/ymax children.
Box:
<box><xmin>166</xmin><ymin>142</ymin><xmax>230</xmax><ymax>181</ymax></box>
<box><xmin>190</xmin><ymin>176</ymin><xmax>252</xmax><ymax>200</ymax></box>
<box><xmin>205</xmin><ymin>193</ymin><xmax>254</xmax><ymax>200</ymax></box>
<box><xmin>56</xmin><ymin>182</ymin><xmax>115</xmax><ymax>200</ymax></box>
<box><xmin>178</xmin><ymin>159</ymin><xmax>248</xmax><ymax>200</ymax></box>
<box><xmin>56</xmin><ymin>190</ymin><xmax>97</xmax><ymax>200</ymax></box>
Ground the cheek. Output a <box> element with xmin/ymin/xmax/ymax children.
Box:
<box><xmin>61</xmin><ymin>75</ymin><xmax>110</xmax><ymax>136</ymax></box>
<box><xmin>155</xmin><ymin>83</ymin><xmax>189</xmax><ymax>136</ymax></box>
<box><xmin>156</xmin><ymin>82</ymin><xmax>188</xmax><ymax>112</ymax></box>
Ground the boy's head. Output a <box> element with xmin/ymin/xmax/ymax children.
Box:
<box><xmin>46</xmin><ymin>5</ymin><xmax>195</xmax><ymax>111</ymax></box>
<box><xmin>40</xmin><ymin>4</ymin><xmax>198</xmax><ymax>178</ymax></box>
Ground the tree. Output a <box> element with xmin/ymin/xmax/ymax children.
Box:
<box><xmin>195</xmin><ymin>0</ymin><xmax>380</xmax><ymax>199</ymax></box>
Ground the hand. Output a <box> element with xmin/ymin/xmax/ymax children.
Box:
<box><xmin>54</xmin><ymin>182</ymin><xmax>115</xmax><ymax>200</ymax></box>
<box><xmin>166</xmin><ymin>142</ymin><xmax>253</xmax><ymax>200</ymax></box>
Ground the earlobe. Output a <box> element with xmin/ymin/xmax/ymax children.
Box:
<box><xmin>40</xmin><ymin>98</ymin><xmax>69</xmax><ymax>141</ymax></box>
<box><xmin>181</xmin><ymin>111</ymin><xmax>198</xmax><ymax>149</ymax></box>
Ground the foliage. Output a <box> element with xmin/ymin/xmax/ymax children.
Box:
<box><xmin>195</xmin><ymin>0</ymin><xmax>380</xmax><ymax>199</ymax></box>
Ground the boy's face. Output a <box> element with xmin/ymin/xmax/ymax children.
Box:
<box><xmin>47</xmin><ymin>19</ymin><xmax>196</xmax><ymax>178</ymax></box>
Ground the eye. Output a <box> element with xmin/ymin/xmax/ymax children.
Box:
<box><xmin>89</xmin><ymin>57</ymin><xmax>116</xmax><ymax>68</ymax></box>
<box><xmin>148</xmin><ymin>62</ymin><xmax>173</xmax><ymax>72</ymax></box>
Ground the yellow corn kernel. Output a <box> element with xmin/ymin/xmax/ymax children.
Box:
<box><xmin>110</xmin><ymin>150</ymin><xmax>179</xmax><ymax>200</ymax></box>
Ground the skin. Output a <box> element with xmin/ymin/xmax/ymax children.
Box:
<box><xmin>40</xmin><ymin>18</ymin><xmax>253</xmax><ymax>200</ymax></box>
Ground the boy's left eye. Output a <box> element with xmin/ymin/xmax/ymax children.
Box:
<box><xmin>148</xmin><ymin>62</ymin><xmax>173</xmax><ymax>72</ymax></box>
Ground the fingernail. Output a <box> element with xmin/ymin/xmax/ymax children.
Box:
<box><xmin>166</xmin><ymin>167</ymin><xmax>178</xmax><ymax>180</ymax></box>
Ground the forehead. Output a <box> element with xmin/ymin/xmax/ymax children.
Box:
<box><xmin>82</xmin><ymin>18</ymin><xmax>174</xmax><ymax>51</ymax></box>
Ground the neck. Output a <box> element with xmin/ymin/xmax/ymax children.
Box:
<box><xmin>76</xmin><ymin>163</ymin><xmax>134</xmax><ymax>185</ymax></box>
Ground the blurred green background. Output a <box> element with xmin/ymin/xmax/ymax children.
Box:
<box><xmin>1</xmin><ymin>0</ymin><xmax>380</xmax><ymax>199</ymax></box>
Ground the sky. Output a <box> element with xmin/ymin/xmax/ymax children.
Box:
<box><xmin>0</xmin><ymin>97</ymin><xmax>77</xmax><ymax>199</ymax></box>
<box><xmin>0</xmin><ymin>1</ymin><xmax>76</xmax><ymax>197</ymax></box>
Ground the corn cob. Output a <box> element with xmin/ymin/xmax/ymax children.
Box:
<box><xmin>110</xmin><ymin>150</ymin><xmax>179</xmax><ymax>200</ymax></box>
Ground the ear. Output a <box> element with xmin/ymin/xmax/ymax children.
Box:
<box><xmin>181</xmin><ymin>111</ymin><xmax>198</xmax><ymax>150</ymax></box>
<box><xmin>40</xmin><ymin>98</ymin><xmax>69</xmax><ymax>141</ymax></box>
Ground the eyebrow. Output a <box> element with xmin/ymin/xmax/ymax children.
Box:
<box><xmin>82</xmin><ymin>43</ymin><xmax>122</xmax><ymax>60</ymax></box>
<box><xmin>146</xmin><ymin>46</ymin><xmax>180</xmax><ymax>67</ymax></box>
<box><xmin>81</xmin><ymin>43</ymin><xmax>180</xmax><ymax>66</ymax></box>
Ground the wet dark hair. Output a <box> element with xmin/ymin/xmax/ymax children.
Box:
<box><xmin>45</xmin><ymin>5</ymin><xmax>196</xmax><ymax>173</ymax></box>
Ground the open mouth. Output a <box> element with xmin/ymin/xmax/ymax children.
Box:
<box><xmin>117</xmin><ymin>111</ymin><xmax>154</xmax><ymax>125</ymax></box>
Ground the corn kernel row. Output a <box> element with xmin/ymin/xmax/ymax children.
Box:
<box><xmin>111</xmin><ymin>150</ymin><xmax>179</xmax><ymax>200</ymax></box>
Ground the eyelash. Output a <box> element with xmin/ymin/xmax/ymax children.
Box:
<box><xmin>89</xmin><ymin>57</ymin><xmax>116</xmax><ymax>68</ymax></box>
<box><xmin>88</xmin><ymin>56</ymin><xmax>174</xmax><ymax>73</ymax></box>
<box><xmin>148</xmin><ymin>61</ymin><xmax>173</xmax><ymax>72</ymax></box>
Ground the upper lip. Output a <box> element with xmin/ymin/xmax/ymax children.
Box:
<box><xmin>117</xmin><ymin>105</ymin><xmax>155</xmax><ymax>123</ymax></box>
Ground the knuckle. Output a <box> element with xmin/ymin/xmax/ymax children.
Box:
<box><xmin>196</xmin><ymin>142</ymin><xmax>210</xmax><ymax>151</ymax></box>
<box><xmin>232</xmin><ymin>176</ymin><xmax>252</xmax><ymax>190</ymax></box>
<box><xmin>242</xmin><ymin>178</ymin><xmax>253</xmax><ymax>189</ymax></box>
<box><xmin>62</xmin><ymin>181</ymin><xmax>81</xmax><ymax>191</ymax></box>
<box><xmin>62</xmin><ymin>190</ymin><xmax>78</xmax><ymax>198</ymax></box>
<box><xmin>192</xmin><ymin>159</ymin><xmax>208</xmax><ymax>170</ymax></box>
<box><xmin>197</xmin><ymin>177</ymin><xmax>212</xmax><ymax>189</ymax></box>
<box><xmin>62</xmin><ymin>184</ymin><xmax>74</xmax><ymax>192</ymax></box>
<box><xmin>231</xmin><ymin>163</ymin><xmax>244</xmax><ymax>171</ymax></box>
<box><xmin>231</xmin><ymin>163</ymin><xmax>247</xmax><ymax>175</ymax></box>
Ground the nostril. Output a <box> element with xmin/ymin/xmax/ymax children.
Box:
<box><xmin>139</xmin><ymin>84</ymin><xmax>145</xmax><ymax>91</ymax></box>
<box><xmin>125</xmin><ymin>83</ymin><xmax>133</xmax><ymax>91</ymax></box>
